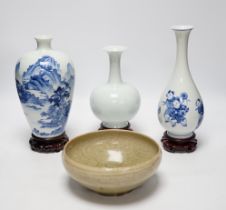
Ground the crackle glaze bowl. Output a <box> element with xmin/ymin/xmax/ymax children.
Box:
<box><xmin>63</xmin><ymin>130</ymin><xmax>162</xmax><ymax>195</ymax></box>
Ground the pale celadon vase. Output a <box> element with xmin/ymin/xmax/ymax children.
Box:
<box><xmin>90</xmin><ymin>46</ymin><xmax>140</xmax><ymax>129</ymax></box>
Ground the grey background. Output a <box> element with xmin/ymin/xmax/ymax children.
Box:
<box><xmin>1</xmin><ymin>0</ymin><xmax>225</xmax><ymax>98</ymax></box>
<box><xmin>0</xmin><ymin>1</ymin><xmax>226</xmax><ymax>210</ymax></box>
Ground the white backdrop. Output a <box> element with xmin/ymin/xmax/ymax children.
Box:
<box><xmin>0</xmin><ymin>0</ymin><xmax>226</xmax><ymax>210</ymax></box>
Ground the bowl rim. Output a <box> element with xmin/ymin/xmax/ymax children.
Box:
<box><xmin>63</xmin><ymin>129</ymin><xmax>162</xmax><ymax>175</ymax></box>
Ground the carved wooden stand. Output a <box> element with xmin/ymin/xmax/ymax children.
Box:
<box><xmin>161</xmin><ymin>131</ymin><xmax>197</xmax><ymax>153</ymax></box>
<box><xmin>99</xmin><ymin>122</ymin><xmax>132</xmax><ymax>131</ymax></box>
<box><xmin>29</xmin><ymin>132</ymin><xmax>69</xmax><ymax>153</ymax></box>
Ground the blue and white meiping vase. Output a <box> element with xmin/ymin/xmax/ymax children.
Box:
<box><xmin>15</xmin><ymin>35</ymin><xmax>75</xmax><ymax>153</ymax></box>
<box><xmin>158</xmin><ymin>26</ymin><xmax>204</xmax><ymax>153</ymax></box>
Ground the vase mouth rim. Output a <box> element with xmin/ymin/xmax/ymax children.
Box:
<box><xmin>171</xmin><ymin>25</ymin><xmax>194</xmax><ymax>31</ymax></box>
<box><xmin>103</xmin><ymin>45</ymin><xmax>127</xmax><ymax>53</ymax></box>
<box><xmin>34</xmin><ymin>34</ymin><xmax>53</xmax><ymax>41</ymax></box>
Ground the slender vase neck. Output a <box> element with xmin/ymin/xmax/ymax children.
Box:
<box><xmin>107</xmin><ymin>52</ymin><xmax>123</xmax><ymax>83</ymax></box>
<box><xmin>35</xmin><ymin>35</ymin><xmax>52</xmax><ymax>50</ymax></box>
<box><xmin>174</xmin><ymin>30</ymin><xmax>191</xmax><ymax>71</ymax></box>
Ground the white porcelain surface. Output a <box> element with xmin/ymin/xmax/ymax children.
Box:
<box><xmin>158</xmin><ymin>26</ymin><xmax>204</xmax><ymax>138</ymax></box>
<box><xmin>15</xmin><ymin>35</ymin><xmax>75</xmax><ymax>138</ymax></box>
<box><xmin>90</xmin><ymin>46</ymin><xmax>140</xmax><ymax>128</ymax></box>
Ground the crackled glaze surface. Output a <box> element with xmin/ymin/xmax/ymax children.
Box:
<box><xmin>66</xmin><ymin>131</ymin><xmax>158</xmax><ymax>168</ymax></box>
<box><xmin>63</xmin><ymin>130</ymin><xmax>161</xmax><ymax>195</ymax></box>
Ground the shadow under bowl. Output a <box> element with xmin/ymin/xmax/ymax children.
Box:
<box><xmin>63</xmin><ymin>129</ymin><xmax>162</xmax><ymax>195</ymax></box>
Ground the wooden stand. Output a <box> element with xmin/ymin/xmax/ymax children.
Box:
<box><xmin>99</xmin><ymin>122</ymin><xmax>132</xmax><ymax>131</ymax></box>
<box><xmin>29</xmin><ymin>132</ymin><xmax>69</xmax><ymax>153</ymax></box>
<box><xmin>161</xmin><ymin>131</ymin><xmax>197</xmax><ymax>153</ymax></box>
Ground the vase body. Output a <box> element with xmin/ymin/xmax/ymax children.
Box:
<box><xmin>158</xmin><ymin>26</ymin><xmax>204</xmax><ymax>139</ymax></box>
<box><xmin>15</xmin><ymin>35</ymin><xmax>75</xmax><ymax>151</ymax></box>
<box><xmin>90</xmin><ymin>46</ymin><xmax>140</xmax><ymax>129</ymax></box>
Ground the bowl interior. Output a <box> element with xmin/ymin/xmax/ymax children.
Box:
<box><xmin>65</xmin><ymin>130</ymin><xmax>160</xmax><ymax>169</ymax></box>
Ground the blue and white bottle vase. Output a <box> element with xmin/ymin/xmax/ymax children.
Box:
<box><xmin>158</xmin><ymin>26</ymin><xmax>204</xmax><ymax>152</ymax></box>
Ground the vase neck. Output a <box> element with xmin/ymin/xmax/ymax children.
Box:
<box><xmin>108</xmin><ymin>52</ymin><xmax>122</xmax><ymax>83</ymax></box>
<box><xmin>104</xmin><ymin>46</ymin><xmax>126</xmax><ymax>84</ymax></box>
<box><xmin>35</xmin><ymin>35</ymin><xmax>52</xmax><ymax>50</ymax></box>
<box><xmin>173</xmin><ymin>27</ymin><xmax>193</xmax><ymax>73</ymax></box>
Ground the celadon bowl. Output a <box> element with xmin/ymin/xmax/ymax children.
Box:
<box><xmin>63</xmin><ymin>129</ymin><xmax>162</xmax><ymax>195</ymax></box>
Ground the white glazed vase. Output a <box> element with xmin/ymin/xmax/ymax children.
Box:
<box><xmin>158</xmin><ymin>26</ymin><xmax>204</xmax><ymax>139</ymax></box>
<box><xmin>15</xmin><ymin>36</ymin><xmax>75</xmax><ymax>144</ymax></box>
<box><xmin>90</xmin><ymin>46</ymin><xmax>140</xmax><ymax>129</ymax></box>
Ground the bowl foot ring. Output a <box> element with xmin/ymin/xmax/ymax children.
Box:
<box><xmin>99</xmin><ymin>122</ymin><xmax>132</xmax><ymax>131</ymax></box>
<box><xmin>95</xmin><ymin>189</ymin><xmax>134</xmax><ymax>196</ymax></box>
<box><xmin>29</xmin><ymin>132</ymin><xmax>69</xmax><ymax>153</ymax></box>
<box><xmin>161</xmin><ymin>131</ymin><xmax>197</xmax><ymax>153</ymax></box>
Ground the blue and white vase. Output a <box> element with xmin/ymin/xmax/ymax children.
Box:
<box><xmin>158</xmin><ymin>26</ymin><xmax>204</xmax><ymax>151</ymax></box>
<box><xmin>15</xmin><ymin>35</ymin><xmax>75</xmax><ymax>152</ymax></box>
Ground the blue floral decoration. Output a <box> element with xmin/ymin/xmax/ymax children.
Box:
<box><xmin>163</xmin><ymin>90</ymin><xmax>189</xmax><ymax>127</ymax></box>
<box><xmin>16</xmin><ymin>56</ymin><xmax>74</xmax><ymax>137</ymax></box>
<box><xmin>195</xmin><ymin>99</ymin><xmax>204</xmax><ymax>128</ymax></box>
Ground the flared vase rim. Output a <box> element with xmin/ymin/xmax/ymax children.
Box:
<box><xmin>171</xmin><ymin>25</ymin><xmax>194</xmax><ymax>31</ymax></box>
<box><xmin>103</xmin><ymin>45</ymin><xmax>127</xmax><ymax>53</ymax></box>
<box><xmin>34</xmin><ymin>34</ymin><xmax>53</xmax><ymax>41</ymax></box>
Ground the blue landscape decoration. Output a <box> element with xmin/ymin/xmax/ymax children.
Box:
<box><xmin>163</xmin><ymin>90</ymin><xmax>189</xmax><ymax>127</ymax></box>
<box><xmin>195</xmin><ymin>98</ymin><xmax>204</xmax><ymax>128</ymax></box>
<box><xmin>16</xmin><ymin>56</ymin><xmax>74</xmax><ymax>137</ymax></box>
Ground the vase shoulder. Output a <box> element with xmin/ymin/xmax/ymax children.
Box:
<box><xmin>92</xmin><ymin>82</ymin><xmax>140</xmax><ymax>97</ymax></box>
<box><xmin>19</xmin><ymin>49</ymin><xmax>74</xmax><ymax>67</ymax></box>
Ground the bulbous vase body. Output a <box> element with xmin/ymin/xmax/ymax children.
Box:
<box><xmin>90</xmin><ymin>46</ymin><xmax>140</xmax><ymax>129</ymax></box>
<box><xmin>15</xmin><ymin>35</ymin><xmax>75</xmax><ymax>152</ymax></box>
<box><xmin>158</xmin><ymin>26</ymin><xmax>204</xmax><ymax>140</ymax></box>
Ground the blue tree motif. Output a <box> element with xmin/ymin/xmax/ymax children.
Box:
<box><xmin>195</xmin><ymin>99</ymin><xmax>204</xmax><ymax>128</ymax></box>
<box><xmin>39</xmin><ymin>86</ymin><xmax>71</xmax><ymax>133</ymax></box>
<box><xmin>16</xmin><ymin>56</ymin><xmax>74</xmax><ymax>137</ymax></box>
<box><xmin>163</xmin><ymin>90</ymin><xmax>189</xmax><ymax>127</ymax></box>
